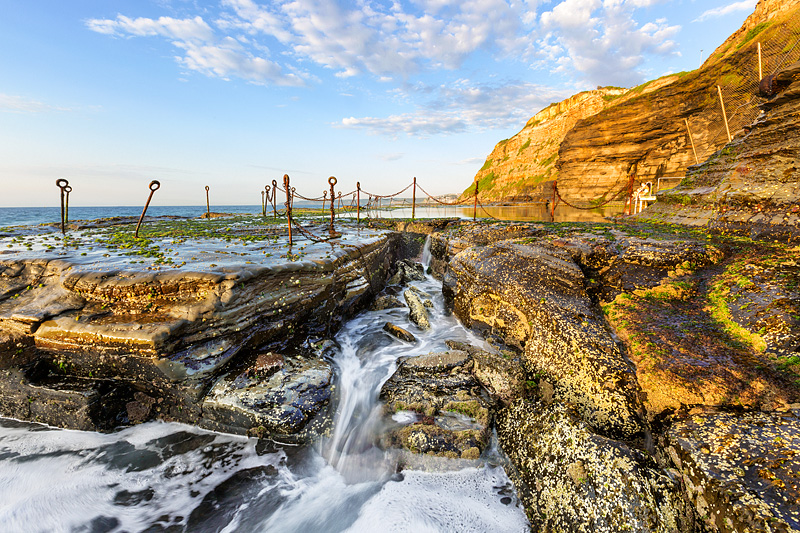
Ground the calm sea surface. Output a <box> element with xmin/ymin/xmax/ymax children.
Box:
<box><xmin>0</xmin><ymin>203</ymin><xmax>622</xmax><ymax>228</ymax></box>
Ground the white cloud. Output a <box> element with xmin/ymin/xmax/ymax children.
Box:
<box><xmin>0</xmin><ymin>94</ymin><xmax>72</xmax><ymax>113</ymax></box>
<box><xmin>694</xmin><ymin>0</ymin><xmax>757</xmax><ymax>22</ymax></box>
<box><xmin>538</xmin><ymin>0</ymin><xmax>680</xmax><ymax>86</ymax></box>
<box><xmin>86</xmin><ymin>13</ymin><xmax>305</xmax><ymax>86</ymax></box>
<box><xmin>339</xmin><ymin>80</ymin><xmax>572</xmax><ymax>136</ymax></box>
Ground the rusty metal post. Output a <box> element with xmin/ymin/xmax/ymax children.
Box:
<box><xmin>551</xmin><ymin>180</ymin><xmax>557</xmax><ymax>220</ymax></box>
<box><xmin>283</xmin><ymin>175</ymin><xmax>292</xmax><ymax>245</ymax></box>
<box><xmin>56</xmin><ymin>179</ymin><xmax>69</xmax><ymax>234</ymax></box>
<box><xmin>412</xmin><ymin>177</ymin><xmax>417</xmax><ymax>220</ymax></box>
<box><xmin>322</xmin><ymin>190</ymin><xmax>327</xmax><ymax>213</ymax></box>
<box><xmin>271</xmin><ymin>179</ymin><xmax>278</xmax><ymax>217</ymax></box>
<box><xmin>205</xmin><ymin>185</ymin><xmax>210</xmax><ymax>216</ymax></box>
<box><xmin>328</xmin><ymin>176</ymin><xmax>337</xmax><ymax>232</ymax></box>
<box><xmin>135</xmin><ymin>181</ymin><xmax>160</xmax><ymax>238</ymax></box>
<box><xmin>64</xmin><ymin>185</ymin><xmax>72</xmax><ymax>230</ymax></box>
<box><xmin>685</xmin><ymin>118</ymin><xmax>699</xmax><ymax>164</ymax></box>
<box><xmin>717</xmin><ymin>85</ymin><xmax>732</xmax><ymax>143</ymax></box>
<box><xmin>284</xmin><ymin>175</ymin><xmax>292</xmax><ymax>244</ymax></box>
<box><xmin>357</xmin><ymin>182</ymin><xmax>361</xmax><ymax>223</ymax></box>
<box><xmin>473</xmin><ymin>180</ymin><xmax>479</xmax><ymax>221</ymax></box>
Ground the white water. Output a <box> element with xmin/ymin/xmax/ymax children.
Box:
<box><xmin>0</xmin><ymin>269</ymin><xmax>528</xmax><ymax>532</ymax></box>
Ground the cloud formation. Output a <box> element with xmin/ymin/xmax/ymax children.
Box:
<box><xmin>694</xmin><ymin>0</ymin><xmax>757</xmax><ymax>22</ymax></box>
<box><xmin>86</xmin><ymin>1</ymin><xmax>689</xmax><ymax>135</ymax></box>
<box><xmin>340</xmin><ymin>81</ymin><xmax>572</xmax><ymax>136</ymax></box>
<box><xmin>538</xmin><ymin>0</ymin><xmax>680</xmax><ymax>87</ymax></box>
<box><xmin>0</xmin><ymin>94</ymin><xmax>72</xmax><ymax>113</ymax></box>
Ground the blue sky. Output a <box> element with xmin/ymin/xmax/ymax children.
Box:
<box><xmin>0</xmin><ymin>0</ymin><xmax>757</xmax><ymax>207</ymax></box>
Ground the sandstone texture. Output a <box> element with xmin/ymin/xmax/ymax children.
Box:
<box><xmin>0</xmin><ymin>221</ymin><xmax>396</xmax><ymax>438</ymax></box>
<box><xmin>466</xmin><ymin>0</ymin><xmax>800</xmax><ymax>217</ymax></box>
<box><xmin>429</xmin><ymin>219</ymin><xmax>800</xmax><ymax>531</ymax></box>
<box><xmin>639</xmin><ymin>59</ymin><xmax>800</xmax><ymax>242</ymax></box>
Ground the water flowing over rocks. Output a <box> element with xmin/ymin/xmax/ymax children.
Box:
<box><xmin>379</xmin><ymin>350</ymin><xmax>491</xmax><ymax>461</ymax></box>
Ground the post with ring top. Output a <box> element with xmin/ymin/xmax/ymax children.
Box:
<box><xmin>261</xmin><ymin>189</ymin><xmax>266</xmax><ymax>217</ymax></box>
<box><xmin>64</xmin><ymin>185</ymin><xmax>72</xmax><ymax>231</ymax></box>
<box><xmin>56</xmin><ymin>179</ymin><xmax>70</xmax><ymax>234</ymax></box>
<box><xmin>271</xmin><ymin>180</ymin><xmax>278</xmax><ymax>217</ymax></box>
<box><xmin>283</xmin><ymin>174</ymin><xmax>292</xmax><ymax>245</ymax></box>
<box><xmin>205</xmin><ymin>185</ymin><xmax>210</xmax><ymax>216</ymax></box>
<box><xmin>135</xmin><ymin>181</ymin><xmax>160</xmax><ymax>238</ymax></box>
<box><xmin>328</xmin><ymin>176</ymin><xmax>337</xmax><ymax>233</ymax></box>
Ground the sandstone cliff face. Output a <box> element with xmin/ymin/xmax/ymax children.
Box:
<box><xmin>464</xmin><ymin>88</ymin><xmax>625</xmax><ymax>203</ymax></box>
<box><xmin>468</xmin><ymin>0</ymin><xmax>800</xmax><ymax>210</ymax></box>
<box><xmin>638</xmin><ymin>60</ymin><xmax>800</xmax><ymax>242</ymax></box>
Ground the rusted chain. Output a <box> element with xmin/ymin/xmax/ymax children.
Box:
<box><xmin>359</xmin><ymin>181</ymin><xmax>413</xmax><ymax>199</ymax></box>
<box><xmin>553</xmin><ymin>180</ymin><xmax>627</xmax><ymax>211</ymax></box>
<box><xmin>135</xmin><ymin>180</ymin><xmax>160</xmax><ymax>238</ymax></box>
<box><xmin>416</xmin><ymin>183</ymin><xmax>473</xmax><ymax>206</ymax></box>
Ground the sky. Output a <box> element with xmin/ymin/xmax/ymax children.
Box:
<box><xmin>0</xmin><ymin>0</ymin><xmax>758</xmax><ymax>207</ymax></box>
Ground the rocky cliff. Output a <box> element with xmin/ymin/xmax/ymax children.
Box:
<box><xmin>466</xmin><ymin>0</ymin><xmax>800</xmax><ymax>209</ymax></box>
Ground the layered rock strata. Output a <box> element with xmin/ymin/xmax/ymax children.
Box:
<box><xmin>0</xmin><ymin>231</ymin><xmax>397</xmax><ymax>437</ymax></box>
<box><xmin>638</xmin><ymin>60</ymin><xmax>800</xmax><ymax>242</ymax></box>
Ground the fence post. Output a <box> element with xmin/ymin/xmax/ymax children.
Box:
<box><xmin>473</xmin><ymin>180</ymin><xmax>479</xmax><ymax>221</ymax></box>
<box><xmin>261</xmin><ymin>190</ymin><xmax>266</xmax><ymax>217</ymax></box>
<box><xmin>551</xmin><ymin>180</ymin><xmax>557</xmax><ymax>220</ymax></box>
<box><xmin>56</xmin><ymin>179</ymin><xmax>69</xmax><ymax>234</ymax></box>
<box><xmin>758</xmin><ymin>42</ymin><xmax>763</xmax><ymax>80</ymax></box>
<box><xmin>284</xmin><ymin>174</ymin><xmax>292</xmax><ymax>245</ymax></box>
<box><xmin>328</xmin><ymin>176</ymin><xmax>337</xmax><ymax>232</ymax></box>
<box><xmin>412</xmin><ymin>177</ymin><xmax>417</xmax><ymax>220</ymax></box>
<box><xmin>64</xmin><ymin>185</ymin><xmax>72</xmax><ymax>230</ymax></box>
<box><xmin>205</xmin><ymin>185</ymin><xmax>210</xmax><ymax>216</ymax></box>
<box><xmin>135</xmin><ymin>181</ymin><xmax>160</xmax><ymax>238</ymax></box>
<box><xmin>357</xmin><ymin>182</ymin><xmax>361</xmax><ymax>223</ymax></box>
<box><xmin>271</xmin><ymin>180</ymin><xmax>278</xmax><ymax>217</ymax></box>
<box><xmin>717</xmin><ymin>85</ymin><xmax>732</xmax><ymax>143</ymax></box>
<box><xmin>685</xmin><ymin>118</ymin><xmax>699</xmax><ymax>164</ymax></box>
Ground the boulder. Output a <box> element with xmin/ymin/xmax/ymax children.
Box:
<box><xmin>383</xmin><ymin>322</ymin><xmax>417</xmax><ymax>343</ymax></box>
<box><xmin>403</xmin><ymin>289</ymin><xmax>430</xmax><ymax>330</ymax></box>
<box><xmin>445</xmin><ymin>239</ymin><xmax>646</xmax><ymax>439</ymax></box>
<box><xmin>380</xmin><ymin>351</ymin><xmax>491</xmax><ymax>461</ymax></box>
<box><xmin>202</xmin><ymin>356</ymin><xmax>333</xmax><ymax>441</ymax></box>
<box><xmin>498</xmin><ymin>399</ymin><xmax>691</xmax><ymax>533</ymax></box>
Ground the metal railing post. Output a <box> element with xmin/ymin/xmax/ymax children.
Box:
<box><xmin>473</xmin><ymin>180</ymin><xmax>478</xmax><ymax>221</ymax></box>
<box><xmin>685</xmin><ymin>118</ymin><xmax>699</xmax><ymax>164</ymax></box>
<box><xmin>357</xmin><ymin>182</ymin><xmax>361</xmax><ymax>223</ymax></box>
<box><xmin>205</xmin><ymin>185</ymin><xmax>210</xmax><ymax>216</ymax></box>
<box><xmin>328</xmin><ymin>176</ymin><xmax>337</xmax><ymax>233</ymax></box>
<box><xmin>284</xmin><ymin>174</ymin><xmax>292</xmax><ymax>245</ymax></box>
<box><xmin>56</xmin><ymin>179</ymin><xmax>69</xmax><ymax>234</ymax></box>
<box><xmin>272</xmin><ymin>180</ymin><xmax>278</xmax><ymax>217</ymax></box>
<box><xmin>135</xmin><ymin>181</ymin><xmax>160</xmax><ymax>238</ymax></box>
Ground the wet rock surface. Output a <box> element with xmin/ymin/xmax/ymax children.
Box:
<box><xmin>445</xmin><ymin>237</ymin><xmax>647</xmax><ymax>439</ymax></box>
<box><xmin>0</xmin><ymin>221</ymin><xmax>397</xmax><ymax>433</ymax></box>
<box><xmin>498</xmin><ymin>399</ymin><xmax>692</xmax><ymax>532</ymax></box>
<box><xmin>202</xmin><ymin>355</ymin><xmax>334</xmax><ymax>441</ymax></box>
<box><xmin>380</xmin><ymin>350</ymin><xmax>491</xmax><ymax>461</ymax></box>
<box><xmin>666</xmin><ymin>410</ymin><xmax>800</xmax><ymax>532</ymax></box>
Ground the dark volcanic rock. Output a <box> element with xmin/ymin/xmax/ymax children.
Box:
<box><xmin>202</xmin><ymin>356</ymin><xmax>333</xmax><ymax>441</ymax></box>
